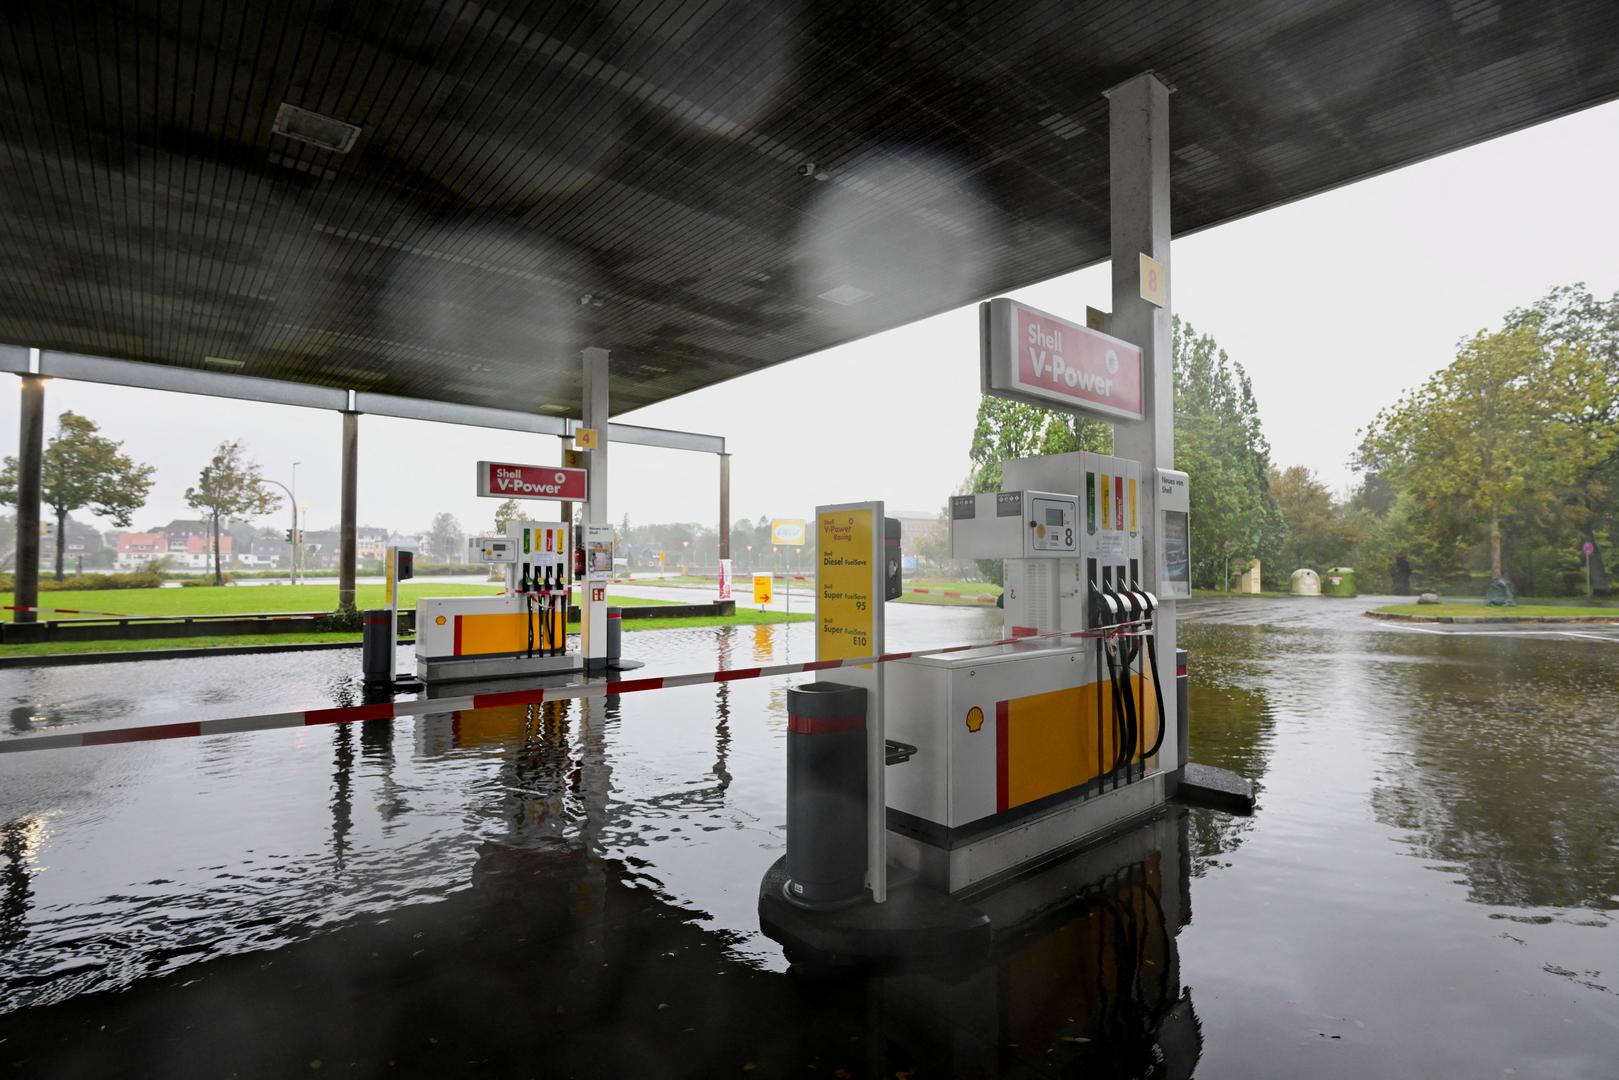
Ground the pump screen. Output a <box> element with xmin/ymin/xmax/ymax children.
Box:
<box><xmin>1045</xmin><ymin>508</ymin><xmax>1065</xmax><ymax>526</ymax></box>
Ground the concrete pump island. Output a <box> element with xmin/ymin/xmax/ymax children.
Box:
<box><xmin>1</xmin><ymin>3</ymin><xmax>1618</xmax><ymax>1078</ymax></box>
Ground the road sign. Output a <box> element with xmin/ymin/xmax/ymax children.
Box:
<box><xmin>1139</xmin><ymin>253</ymin><xmax>1167</xmax><ymax>306</ymax></box>
<box><xmin>476</xmin><ymin>461</ymin><xmax>587</xmax><ymax>500</ymax></box>
<box><xmin>574</xmin><ymin>427</ymin><xmax>598</xmax><ymax>450</ymax></box>
<box><xmin>981</xmin><ymin>297</ymin><xmax>1144</xmax><ymax>422</ymax></box>
<box><xmin>753</xmin><ymin>573</ymin><xmax>773</xmax><ymax>605</ymax></box>
<box><xmin>770</xmin><ymin>518</ymin><xmax>807</xmax><ymax>546</ymax></box>
<box><xmin>1584</xmin><ymin>541</ymin><xmax>1596</xmax><ymax>555</ymax></box>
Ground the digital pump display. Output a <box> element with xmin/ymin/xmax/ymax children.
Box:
<box><xmin>1045</xmin><ymin>508</ymin><xmax>1066</xmax><ymax>526</ymax></box>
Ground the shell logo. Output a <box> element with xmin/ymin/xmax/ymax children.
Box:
<box><xmin>435</xmin><ymin>615</ymin><xmax>447</xmax><ymax>625</ymax></box>
<box><xmin>965</xmin><ymin>706</ymin><xmax>985</xmax><ymax>733</ymax></box>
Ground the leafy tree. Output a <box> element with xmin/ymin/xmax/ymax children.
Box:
<box><xmin>968</xmin><ymin>398</ymin><xmax>1112</xmax><ymax>494</ymax></box>
<box><xmin>1269</xmin><ymin>466</ymin><xmax>1360</xmax><ymax>575</ymax></box>
<box><xmin>1174</xmin><ymin>319</ymin><xmax>1285</xmax><ymax>588</ymax></box>
<box><xmin>1362</xmin><ymin>324</ymin><xmax>1609</xmax><ymax>584</ymax></box>
<box><xmin>1503</xmin><ymin>284</ymin><xmax>1619</xmax><ymax>592</ymax></box>
<box><xmin>493</xmin><ymin>499</ymin><xmax>520</xmax><ymax>534</ymax></box>
<box><xmin>967</xmin><ymin>399</ymin><xmax>1110</xmax><ymax>582</ymax></box>
<box><xmin>185</xmin><ymin>441</ymin><xmax>281</xmax><ymax>585</ymax></box>
<box><xmin>425</xmin><ymin>512</ymin><xmax>465</xmax><ymax>563</ymax></box>
<box><xmin>962</xmin><ymin>319</ymin><xmax>1282</xmax><ymax>590</ymax></box>
<box><xmin>0</xmin><ymin>412</ymin><xmax>155</xmax><ymax>580</ymax></box>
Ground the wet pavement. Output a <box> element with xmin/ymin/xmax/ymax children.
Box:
<box><xmin>0</xmin><ymin>596</ymin><xmax>1615</xmax><ymax>1077</ymax></box>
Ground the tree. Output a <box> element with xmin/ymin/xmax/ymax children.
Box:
<box><xmin>0</xmin><ymin>412</ymin><xmax>155</xmax><ymax>580</ymax></box>
<box><xmin>1173</xmin><ymin>319</ymin><xmax>1285</xmax><ymax>588</ymax></box>
<box><xmin>1504</xmin><ymin>284</ymin><xmax>1619</xmax><ymax>592</ymax></box>
<box><xmin>967</xmin><ymin>398</ymin><xmax>1110</xmax><ymax>582</ymax></box>
<box><xmin>493</xmin><ymin>499</ymin><xmax>521</xmax><ymax>535</ymax></box>
<box><xmin>425</xmin><ymin>512</ymin><xmax>465</xmax><ymax>563</ymax></box>
<box><xmin>185</xmin><ymin>441</ymin><xmax>281</xmax><ymax>585</ymax></box>
<box><xmin>1269</xmin><ymin>466</ymin><xmax>1360</xmax><ymax>575</ymax></box>
<box><xmin>1362</xmin><ymin>324</ymin><xmax>1609</xmax><ymax>584</ymax></box>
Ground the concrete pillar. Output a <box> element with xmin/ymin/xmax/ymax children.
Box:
<box><xmin>14</xmin><ymin>373</ymin><xmax>45</xmax><ymax>627</ymax></box>
<box><xmin>718</xmin><ymin>453</ymin><xmax>731</xmax><ymax>561</ymax></box>
<box><xmin>1106</xmin><ymin>72</ymin><xmax>1178</xmax><ymax>775</ymax></box>
<box><xmin>339</xmin><ymin>410</ymin><xmax>359</xmax><ymax>613</ymax></box>
<box><xmin>557</xmin><ymin>434</ymin><xmax>574</xmax><ymax>531</ymax></box>
<box><xmin>581</xmin><ymin>347</ymin><xmax>610</xmax><ymax>670</ymax></box>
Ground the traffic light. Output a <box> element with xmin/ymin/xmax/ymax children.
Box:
<box><xmin>285</xmin><ymin>529</ymin><xmax>293</xmax><ymax>542</ymax></box>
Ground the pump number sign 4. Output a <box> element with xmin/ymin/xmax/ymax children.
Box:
<box><xmin>981</xmin><ymin>298</ymin><xmax>1143</xmax><ymax>422</ymax></box>
<box><xmin>476</xmin><ymin>461</ymin><xmax>587</xmax><ymax>500</ymax></box>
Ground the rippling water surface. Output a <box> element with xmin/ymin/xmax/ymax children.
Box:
<box><xmin>0</xmin><ymin>598</ymin><xmax>1614</xmax><ymax>1077</ymax></box>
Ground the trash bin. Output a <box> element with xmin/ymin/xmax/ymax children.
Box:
<box><xmin>1321</xmin><ymin>567</ymin><xmax>1357</xmax><ymax>597</ymax></box>
<box><xmin>784</xmin><ymin>682</ymin><xmax>868</xmax><ymax>909</ymax></box>
<box><xmin>1290</xmin><ymin>568</ymin><xmax>1321</xmax><ymax>596</ymax></box>
<box><xmin>1484</xmin><ymin>577</ymin><xmax>1516</xmax><ymax>606</ymax></box>
<box><xmin>361</xmin><ymin>609</ymin><xmax>394</xmax><ymax>684</ymax></box>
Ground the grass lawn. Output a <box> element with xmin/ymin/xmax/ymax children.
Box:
<box><xmin>1374</xmin><ymin>602</ymin><xmax>1619</xmax><ymax>618</ymax></box>
<box><xmin>895</xmin><ymin>580</ymin><xmax>1000</xmax><ymax>607</ymax></box>
<box><xmin>0</xmin><ymin>610</ymin><xmax>814</xmax><ymax>659</ymax></box>
<box><xmin>1</xmin><ymin>584</ymin><xmax>679</xmax><ymax>620</ymax></box>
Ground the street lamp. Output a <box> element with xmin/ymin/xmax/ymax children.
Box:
<box><xmin>746</xmin><ymin>543</ymin><xmax>752</xmax><ymax>571</ymax></box>
<box><xmin>1222</xmin><ymin>539</ymin><xmax>1234</xmax><ymax>596</ymax></box>
<box><xmin>265</xmin><ymin>476</ymin><xmax>299</xmax><ymax>585</ymax></box>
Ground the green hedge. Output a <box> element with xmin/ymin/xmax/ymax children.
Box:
<box><xmin>0</xmin><ymin>571</ymin><xmax>168</xmax><ymax>591</ymax></box>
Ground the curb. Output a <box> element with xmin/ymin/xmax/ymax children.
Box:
<box><xmin>1365</xmin><ymin>610</ymin><xmax>1619</xmax><ymax>624</ymax></box>
<box><xmin>0</xmin><ymin>637</ymin><xmax>403</xmax><ymax>669</ymax></box>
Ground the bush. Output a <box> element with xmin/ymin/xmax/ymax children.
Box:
<box><xmin>179</xmin><ymin>574</ymin><xmax>232</xmax><ymax>586</ymax></box>
<box><xmin>4</xmin><ymin>571</ymin><xmax>170</xmax><ymax>591</ymax></box>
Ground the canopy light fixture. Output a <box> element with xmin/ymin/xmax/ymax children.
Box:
<box><xmin>203</xmin><ymin>355</ymin><xmax>245</xmax><ymax>369</ymax></box>
<box><xmin>272</xmin><ymin>103</ymin><xmax>362</xmax><ymax>153</ymax></box>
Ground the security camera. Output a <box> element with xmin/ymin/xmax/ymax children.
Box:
<box><xmin>797</xmin><ymin>162</ymin><xmax>816</xmax><ymax>177</ymax></box>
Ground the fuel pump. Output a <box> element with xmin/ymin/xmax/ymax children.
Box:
<box><xmin>881</xmin><ymin>449</ymin><xmax>1183</xmax><ymax>895</ymax></box>
<box><xmin>415</xmin><ymin>521</ymin><xmax>576</xmax><ymax>682</ymax></box>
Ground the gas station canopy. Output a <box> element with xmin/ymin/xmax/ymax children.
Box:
<box><xmin>1</xmin><ymin>1</ymin><xmax>1615</xmax><ymax>415</ymax></box>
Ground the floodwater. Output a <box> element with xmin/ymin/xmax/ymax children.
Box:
<box><xmin>0</xmin><ymin>597</ymin><xmax>1615</xmax><ymax>1077</ymax></box>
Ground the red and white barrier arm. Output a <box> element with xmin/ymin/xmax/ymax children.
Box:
<box><xmin>0</xmin><ymin>620</ymin><xmax>1154</xmax><ymax>756</ymax></box>
<box><xmin>5</xmin><ymin>603</ymin><xmax>134</xmax><ymax>618</ymax></box>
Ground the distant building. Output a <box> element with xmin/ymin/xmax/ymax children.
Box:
<box><xmin>115</xmin><ymin>532</ymin><xmax>166</xmax><ymax>570</ymax></box>
<box><xmin>357</xmin><ymin>527</ymin><xmax>389</xmax><ymax>562</ymax></box>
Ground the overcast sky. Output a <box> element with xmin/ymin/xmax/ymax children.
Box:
<box><xmin>3</xmin><ymin>100</ymin><xmax>1617</xmax><ymax>538</ymax></box>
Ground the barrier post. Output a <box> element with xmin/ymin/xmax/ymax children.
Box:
<box><xmin>814</xmin><ymin>501</ymin><xmax>886</xmax><ymax>902</ymax></box>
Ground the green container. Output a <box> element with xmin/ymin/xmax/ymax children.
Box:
<box><xmin>1322</xmin><ymin>567</ymin><xmax>1357</xmax><ymax>597</ymax></box>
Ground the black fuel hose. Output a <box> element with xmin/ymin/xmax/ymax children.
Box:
<box><xmin>1142</xmin><ymin>630</ymin><xmax>1169</xmax><ymax>759</ymax></box>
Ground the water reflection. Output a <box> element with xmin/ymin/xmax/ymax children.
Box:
<box><xmin>1177</xmin><ymin>622</ymin><xmax>1278</xmax><ymax>872</ymax></box>
<box><xmin>0</xmin><ymin>817</ymin><xmax>41</xmax><ymax>950</ymax></box>
<box><xmin>1366</xmin><ymin>636</ymin><xmax>1619</xmax><ymax>913</ymax></box>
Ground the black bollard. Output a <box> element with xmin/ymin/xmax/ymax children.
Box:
<box><xmin>606</xmin><ymin>606</ymin><xmax>622</xmax><ymax>667</ymax></box>
<box><xmin>1176</xmin><ymin>648</ymin><xmax>1189</xmax><ymax>774</ymax></box>
<box><xmin>784</xmin><ymin>682</ymin><xmax>868</xmax><ymax>909</ymax></box>
<box><xmin>361</xmin><ymin>609</ymin><xmax>394</xmax><ymax>685</ymax></box>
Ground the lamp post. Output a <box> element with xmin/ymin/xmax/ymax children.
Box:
<box><xmin>746</xmin><ymin>543</ymin><xmax>752</xmax><ymax>571</ymax></box>
<box><xmin>1223</xmin><ymin>538</ymin><xmax>1234</xmax><ymax>596</ymax></box>
<box><xmin>266</xmin><ymin>477</ymin><xmax>299</xmax><ymax>585</ymax></box>
<box><xmin>681</xmin><ymin>538</ymin><xmax>690</xmax><ymax>575</ymax></box>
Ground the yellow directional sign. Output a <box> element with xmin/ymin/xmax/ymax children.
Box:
<box><xmin>753</xmin><ymin>573</ymin><xmax>773</xmax><ymax>605</ymax></box>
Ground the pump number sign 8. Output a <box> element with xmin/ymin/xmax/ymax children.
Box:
<box><xmin>981</xmin><ymin>298</ymin><xmax>1143</xmax><ymax>422</ymax></box>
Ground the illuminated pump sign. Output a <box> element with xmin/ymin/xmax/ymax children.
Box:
<box><xmin>980</xmin><ymin>298</ymin><xmax>1144</xmax><ymax>422</ymax></box>
<box><xmin>475</xmin><ymin>461</ymin><xmax>587</xmax><ymax>501</ymax></box>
